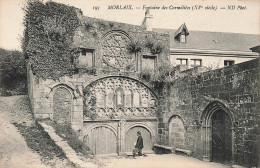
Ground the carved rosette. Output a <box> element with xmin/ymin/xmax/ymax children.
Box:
<box><xmin>83</xmin><ymin>77</ymin><xmax>157</xmax><ymax>118</ymax></box>
<box><xmin>101</xmin><ymin>32</ymin><xmax>135</xmax><ymax>70</ymax></box>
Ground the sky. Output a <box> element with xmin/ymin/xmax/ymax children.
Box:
<box><xmin>0</xmin><ymin>0</ymin><xmax>259</xmax><ymax>51</ymax></box>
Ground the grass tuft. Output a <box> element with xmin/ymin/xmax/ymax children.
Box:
<box><xmin>13</xmin><ymin>122</ymin><xmax>75</xmax><ymax>167</ymax></box>
<box><xmin>43</xmin><ymin>119</ymin><xmax>92</xmax><ymax>156</ymax></box>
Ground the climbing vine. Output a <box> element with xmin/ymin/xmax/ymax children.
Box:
<box><xmin>23</xmin><ymin>0</ymin><xmax>80</xmax><ymax>79</ymax></box>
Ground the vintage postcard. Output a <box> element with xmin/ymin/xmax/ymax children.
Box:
<box><xmin>0</xmin><ymin>0</ymin><xmax>259</xmax><ymax>168</ymax></box>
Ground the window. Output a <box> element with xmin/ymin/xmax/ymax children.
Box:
<box><xmin>176</xmin><ymin>58</ymin><xmax>188</xmax><ymax>65</ymax></box>
<box><xmin>224</xmin><ymin>60</ymin><xmax>235</xmax><ymax>67</ymax></box>
<box><xmin>79</xmin><ymin>49</ymin><xmax>94</xmax><ymax>67</ymax></box>
<box><xmin>142</xmin><ymin>55</ymin><xmax>156</xmax><ymax>70</ymax></box>
<box><xmin>180</xmin><ymin>34</ymin><xmax>186</xmax><ymax>43</ymax></box>
<box><xmin>191</xmin><ymin>59</ymin><xmax>202</xmax><ymax>67</ymax></box>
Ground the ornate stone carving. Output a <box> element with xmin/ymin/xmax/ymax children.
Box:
<box><xmin>102</xmin><ymin>32</ymin><xmax>135</xmax><ymax>70</ymax></box>
<box><xmin>84</xmin><ymin>77</ymin><xmax>157</xmax><ymax>118</ymax></box>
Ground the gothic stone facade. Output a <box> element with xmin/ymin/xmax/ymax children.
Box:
<box><xmin>27</xmin><ymin>10</ymin><xmax>169</xmax><ymax>155</ymax></box>
<box><xmin>27</xmin><ymin>6</ymin><xmax>259</xmax><ymax>167</ymax></box>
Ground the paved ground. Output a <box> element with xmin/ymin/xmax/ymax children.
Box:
<box><xmin>98</xmin><ymin>154</ymin><xmax>230</xmax><ymax>168</ymax></box>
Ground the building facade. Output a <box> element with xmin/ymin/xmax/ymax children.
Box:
<box><xmin>26</xmin><ymin>2</ymin><xmax>169</xmax><ymax>155</ymax></box>
<box><xmin>153</xmin><ymin>24</ymin><xmax>259</xmax><ymax>70</ymax></box>
<box><xmin>25</xmin><ymin>2</ymin><xmax>259</xmax><ymax>167</ymax></box>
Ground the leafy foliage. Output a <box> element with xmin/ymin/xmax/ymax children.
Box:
<box><xmin>138</xmin><ymin>68</ymin><xmax>153</xmax><ymax>82</ymax></box>
<box><xmin>145</xmin><ymin>38</ymin><xmax>164</xmax><ymax>55</ymax></box>
<box><xmin>23</xmin><ymin>0</ymin><xmax>80</xmax><ymax>79</ymax></box>
<box><xmin>153</xmin><ymin>60</ymin><xmax>174</xmax><ymax>83</ymax></box>
<box><xmin>139</xmin><ymin>62</ymin><xmax>174</xmax><ymax>83</ymax></box>
<box><xmin>14</xmin><ymin>122</ymin><xmax>67</xmax><ymax>161</ymax></box>
<box><xmin>138</xmin><ymin>59</ymin><xmax>177</xmax><ymax>91</ymax></box>
<box><xmin>126</xmin><ymin>40</ymin><xmax>142</xmax><ymax>54</ymax></box>
<box><xmin>43</xmin><ymin>119</ymin><xmax>91</xmax><ymax>156</ymax></box>
<box><xmin>0</xmin><ymin>48</ymin><xmax>27</xmax><ymax>96</ymax></box>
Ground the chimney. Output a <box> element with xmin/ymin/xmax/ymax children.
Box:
<box><xmin>142</xmin><ymin>9</ymin><xmax>153</xmax><ymax>31</ymax></box>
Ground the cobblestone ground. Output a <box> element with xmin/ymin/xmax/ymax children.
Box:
<box><xmin>98</xmin><ymin>154</ymin><xmax>230</xmax><ymax>168</ymax></box>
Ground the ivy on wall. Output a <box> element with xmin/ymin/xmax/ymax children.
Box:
<box><xmin>23</xmin><ymin>1</ymin><xmax>170</xmax><ymax>80</ymax></box>
<box><xmin>23</xmin><ymin>1</ymin><xmax>80</xmax><ymax>79</ymax></box>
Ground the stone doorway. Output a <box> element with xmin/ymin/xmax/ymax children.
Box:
<box><xmin>83</xmin><ymin>76</ymin><xmax>158</xmax><ymax>155</ymax></box>
<box><xmin>124</xmin><ymin>126</ymin><xmax>153</xmax><ymax>152</ymax></box>
<box><xmin>212</xmin><ymin>110</ymin><xmax>232</xmax><ymax>164</ymax></box>
<box><xmin>169</xmin><ymin>116</ymin><xmax>185</xmax><ymax>148</ymax></box>
<box><xmin>83</xmin><ymin>126</ymin><xmax>117</xmax><ymax>155</ymax></box>
<box><xmin>52</xmin><ymin>87</ymin><xmax>72</xmax><ymax>125</ymax></box>
<box><xmin>201</xmin><ymin>101</ymin><xmax>235</xmax><ymax>164</ymax></box>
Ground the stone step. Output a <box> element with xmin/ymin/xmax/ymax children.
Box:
<box><xmin>38</xmin><ymin>122</ymin><xmax>97</xmax><ymax>168</ymax></box>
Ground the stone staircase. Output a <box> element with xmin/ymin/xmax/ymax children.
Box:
<box><xmin>39</xmin><ymin>122</ymin><xmax>98</xmax><ymax>168</ymax></box>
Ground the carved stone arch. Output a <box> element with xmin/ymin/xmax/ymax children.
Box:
<box><xmin>83</xmin><ymin>76</ymin><xmax>158</xmax><ymax>99</ymax></box>
<box><xmin>168</xmin><ymin>114</ymin><xmax>186</xmax><ymax>125</ymax></box>
<box><xmin>45</xmin><ymin>82</ymin><xmax>76</xmax><ymax>98</ymax></box>
<box><xmin>102</xmin><ymin>30</ymin><xmax>132</xmax><ymax>41</ymax></box>
<box><xmin>51</xmin><ymin>82</ymin><xmax>76</xmax><ymax>91</ymax></box>
<box><xmin>83</xmin><ymin>76</ymin><xmax>158</xmax><ymax>119</ymax></box>
<box><xmin>125</xmin><ymin>123</ymin><xmax>155</xmax><ymax>137</ymax></box>
<box><xmin>84</xmin><ymin>124</ymin><xmax>118</xmax><ymax>136</ymax></box>
<box><xmin>124</xmin><ymin>123</ymin><xmax>155</xmax><ymax>152</ymax></box>
<box><xmin>200</xmin><ymin>100</ymin><xmax>236</xmax><ymax>125</ymax></box>
<box><xmin>201</xmin><ymin>100</ymin><xmax>235</xmax><ymax>164</ymax></box>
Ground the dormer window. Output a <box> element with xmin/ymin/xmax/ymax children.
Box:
<box><xmin>174</xmin><ymin>23</ymin><xmax>189</xmax><ymax>43</ymax></box>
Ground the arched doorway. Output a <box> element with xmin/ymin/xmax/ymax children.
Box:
<box><xmin>124</xmin><ymin>126</ymin><xmax>153</xmax><ymax>152</ymax></box>
<box><xmin>83</xmin><ymin>76</ymin><xmax>158</xmax><ymax>154</ymax></box>
<box><xmin>53</xmin><ymin>87</ymin><xmax>72</xmax><ymax>125</ymax></box>
<box><xmin>83</xmin><ymin>126</ymin><xmax>117</xmax><ymax>155</ymax></box>
<box><xmin>169</xmin><ymin>116</ymin><xmax>185</xmax><ymax>148</ymax></box>
<box><xmin>212</xmin><ymin>109</ymin><xmax>232</xmax><ymax>164</ymax></box>
<box><xmin>201</xmin><ymin>101</ymin><xmax>235</xmax><ymax>164</ymax></box>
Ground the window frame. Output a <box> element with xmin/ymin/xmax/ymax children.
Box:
<box><xmin>141</xmin><ymin>55</ymin><xmax>157</xmax><ymax>70</ymax></box>
<box><xmin>80</xmin><ymin>48</ymin><xmax>95</xmax><ymax>68</ymax></box>
<box><xmin>224</xmin><ymin>60</ymin><xmax>235</xmax><ymax>67</ymax></box>
<box><xmin>190</xmin><ymin>59</ymin><xmax>202</xmax><ymax>67</ymax></box>
<box><xmin>176</xmin><ymin>58</ymin><xmax>188</xmax><ymax>66</ymax></box>
<box><xmin>180</xmin><ymin>34</ymin><xmax>186</xmax><ymax>43</ymax></box>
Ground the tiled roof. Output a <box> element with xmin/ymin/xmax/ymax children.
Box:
<box><xmin>153</xmin><ymin>28</ymin><xmax>260</xmax><ymax>52</ymax></box>
<box><xmin>250</xmin><ymin>45</ymin><xmax>260</xmax><ymax>53</ymax></box>
<box><xmin>174</xmin><ymin>23</ymin><xmax>189</xmax><ymax>37</ymax></box>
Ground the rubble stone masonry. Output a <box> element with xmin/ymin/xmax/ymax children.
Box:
<box><xmin>157</xmin><ymin>58</ymin><xmax>259</xmax><ymax>167</ymax></box>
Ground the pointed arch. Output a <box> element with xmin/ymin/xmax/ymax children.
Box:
<box><xmin>201</xmin><ymin>100</ymin><xmax>235</xmax><ymax>163</ymax></box>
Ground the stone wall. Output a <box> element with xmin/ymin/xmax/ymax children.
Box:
<box><xmin>72</xmin><ymin>12</ymin><xmax>170</xmax><ymax>73</ymax></box>
<box><xmin>26</xmin><ymin>2</ymin><xmax>259</xmax><ymax>166</ymax></box>
<box><xmin>27</xmin><ymin>10</ymin><xmax>169</xmax><ymax>131</ymax></box>
<box><xmin>157</xmin><ymin>58</ymin><xmax>259</xmax><ymax>167</ymax></box>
